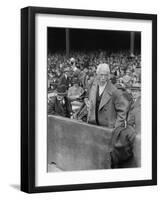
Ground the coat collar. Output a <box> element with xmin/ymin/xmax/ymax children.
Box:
<box><xmin>88</xmin><ymin>80</ymin><xmax>114</xmax><ymax>123</ymax></box>
<box><xmin>99</xmin><ymin>81</ymin><xmax>112</xmax><ymax>110</ymax></box>
<box><xmin>89</xmin><ymin>80</ymin><xmax>97</xmax><ymax>110</ymax></box>
<box><xmin>89</xmin><ymin>79</ymin><xmax>113</xmax><ymax>110</ymax></box>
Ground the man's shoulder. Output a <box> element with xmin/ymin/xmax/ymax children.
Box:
<box><xmin>105</xmin><ymin>82</ymin><xmax>117</xmax><ymax>92</ymax></box>
<box><xmin>109</xmin><ymin>83</ymin><xmax>122</xmax><ymax>97</ymax></box>
<box><xmin>110</xmin><ymin>82</ymin><xmax>117</xmax><ymax>91</ymax></box>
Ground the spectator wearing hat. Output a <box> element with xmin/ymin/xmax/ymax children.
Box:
<box><xmin>87</xmin><ymin>63</ymin><xmax>129</xmax><ymax>129</ymax></box>
<box><xmin>48</xmin><ymin>85</ymin><xmax>72</xmax><ymax>118</ymax></box>
<box><xmin>70</xmin><ymin>57</ymin><xmax>81</xmax><ymax>77</ymax></box>
<box><xmin>79</xmin><ymin>67</ymin><xmax>89</xmax><ymax>89</ymax></box>
<box><xmin>67</xmin><ymin>78</ymin><xmax>84</xmax><ymax>101</ymax></box>
<box><xmin>58</xmin><ymin>67</ymin><xmax>71</xmax><ymax>89</ymax></box>
<box><xmin>121</xmin><ymin>69</ymin><xmax>133</xmax><ymax>87</ymax></box>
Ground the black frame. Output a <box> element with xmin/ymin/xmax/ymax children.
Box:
<box><xmin>21</xmin><ymin>6</ymin><xmax>157</xmax><ymax>193</ymax></box>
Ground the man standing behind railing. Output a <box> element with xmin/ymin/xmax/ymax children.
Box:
<box><xmin>87</xmin><ymin>63</ymin><xmax>129</xmax><ymax>129</ymax></box>
<box><xmin>87</xmin><ymin>63</ymin><xmax>137</xmax><ymax>168</ymax></box>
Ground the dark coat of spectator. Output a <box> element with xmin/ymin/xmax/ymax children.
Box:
<box><xmin>48</xmin><ymin>85</ymin><xmax>72</xmax><ymax>118</ymax></box>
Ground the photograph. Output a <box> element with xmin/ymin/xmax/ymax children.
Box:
<box><xmin>21</xmin><ymin>7</ymin><xmax>157</xmax><ymax>193</ymax></box>
<box><xmin>47</xmin><ymin>27</ymin><xmax>141</xmax><ymax>172</ymax></box>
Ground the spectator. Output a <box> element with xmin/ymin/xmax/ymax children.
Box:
<box><xmin>47</xmin><ymin>50</ymin><xmax>141</xmax><ymax>120</ymax></box>
<box><xmin>58</xmin><ymin>67</ymin><xmax>71</xmax><ymax>89</ymax></box>
<box><xmin>70</xmin><ymin>57</ymin><xmax>81</xmax><ymax>77</ymax></box>
<box><xmin>68</xmin><ymin>78</ymin><xmax>84</xmax><ymax>101</ymax></box>
<box><xmin>48</xmin><ymin>85</ymin><xmax>72</xmax><ymax>118</ymax></box>
<box><xmin>121</xmin><ymin>69</ymin><xmax>132</xmax><ymax>87</ymax></box>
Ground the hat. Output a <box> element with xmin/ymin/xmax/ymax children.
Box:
<box><xmin>96</xmin><ymin>63</ymin><xmax>110</xmax><ymax>74</ymax></box>
<box><xmin>56</xmin><ymin>85</ymin><xmax>67</xmax><ymax>96</ymax></box>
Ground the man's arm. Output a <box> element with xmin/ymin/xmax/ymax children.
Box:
<box><xmin>114</xmin><ymin>90</ymin><xmax>129</xmax><ymax>128</ymax></box>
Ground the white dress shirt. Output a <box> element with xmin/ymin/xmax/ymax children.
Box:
<box><xmin>98</xmin><ymin>82</ymin><xmax>107</xmax><ymax>96</ymax></box>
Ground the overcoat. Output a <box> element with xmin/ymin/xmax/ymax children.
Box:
<box><xmin>87</xmin><ymin>80</ymin><xmax>129</xmax><ymax>128</ymax></box>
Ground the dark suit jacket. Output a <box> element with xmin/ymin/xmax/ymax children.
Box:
<box><xmin>48</xmin><ymin>96</ymin><xmax>72</xmax><ymax>118</ymax></box>
<box><xmin>87</xmin><ymin>80</ymin><xmax>129</xmax><ymax>128</ymax></box>
<box><xmin>58</xmin><ymin>75</ymin><xmax>71</xmax><ymax>89</ymax></box>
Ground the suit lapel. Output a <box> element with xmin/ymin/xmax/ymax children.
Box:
<box><xmin>99</xmin><ymin>82</ymin><xmax>112</xmax><ymax>110</ymax></box>
<box><xmin>89</xmin><ymin>80</ymin><xmax>97</xmax><ymax>109</ymax></box>
<box><xmin>87</xmin><ymin>80</ymin><xmax>97</xmax><ymax>122</ymax></box>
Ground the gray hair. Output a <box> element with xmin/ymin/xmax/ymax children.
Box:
<box><xmin>96</xmin><ymin>63</ymin><xmax>110</xmax><ymax>74</ymax></box>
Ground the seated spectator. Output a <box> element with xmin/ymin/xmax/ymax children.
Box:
<box><xmin>68</xmin><ymin>78</ymin><xmax>84</xmax><ymax>101</ymax></box>
<box><xmin>48</xmin><ymin>85</ymin><xmax>72</xmax><ymax>118</ymax></box>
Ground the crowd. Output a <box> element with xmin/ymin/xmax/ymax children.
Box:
<box><xmin>48</xmin><ymin>50</ymin><xmax>141</xmax><ymax>120</ymax></box>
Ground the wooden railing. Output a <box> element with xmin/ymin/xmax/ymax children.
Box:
<box><xmin>47</xmin><ymin>115</ymin><xmax>141</xmax><ymax>171</ymax></box>
<box><xmin>48</xmin><ymin>116</ymin><xmax>113</xmax><ymax>171</ymax></box>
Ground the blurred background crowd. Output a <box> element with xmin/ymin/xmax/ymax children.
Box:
<box><xmin>48</xmin><ymin>50</ymin><xmax>141</xmax><ymax>120</ymax></box>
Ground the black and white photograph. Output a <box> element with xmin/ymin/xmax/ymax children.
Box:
<box><xmin>20</xmin><ymin>7</ymin><xmax>157</xmax><ymax>193</ymax></box>
<box><xmin>47</xmin><ymin>27</ymin><xmax>141</xmax><ymax>172</ymax></box>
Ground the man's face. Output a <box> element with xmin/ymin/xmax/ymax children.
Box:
<box><xmin>97</xmin><ymin>70</ymin><xmax>110</xmax><ymax>86</ymax></box>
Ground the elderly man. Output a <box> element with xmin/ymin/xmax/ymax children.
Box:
<box><xmin>87</xmin><ymin>63</ymin><xmax>129</xmax><ymax>129</ymax></box>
